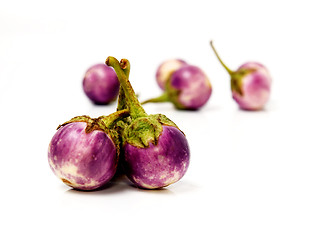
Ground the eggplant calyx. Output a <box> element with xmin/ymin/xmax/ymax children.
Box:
<box><xmin>123</xmin><ymin>114</ymin><xmax>180</xmax><ymax>148</ymax></box>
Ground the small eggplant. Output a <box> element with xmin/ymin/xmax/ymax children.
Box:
<box><xmin>48</xmin><ymin>111</ymin><xmax>128</xmax><ymax>190</ymax></box>
<box><xmin>143</xmin><ymin>64</ymin><xmax>212</xmax><ymax>110</ymax></box>
<box><xmin>210</xmin><ymin>41</ymin><xmax>272</xmax><ymax>110</ymax></box>
<box><xmin>83</xmin><ymin>64</ymin><xmax>120</xmax><ymax>105</ymax></box>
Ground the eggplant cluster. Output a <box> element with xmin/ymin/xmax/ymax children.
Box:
<box><xmin>142</xmin><ymin>41</ymin><xmax>272</xmax><ymax>111</ymax></box>
<box><xmin>48</xmin><ymin>57</ymin><xmax>190</xmax><ymax>190</ymax></box>
<box><xmin>48</xmin><ymin>41</ymin><xmax>272</xmax><ymax>191</ymax></box>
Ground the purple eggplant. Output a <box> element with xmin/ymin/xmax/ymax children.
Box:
<box><xmin>143</xmin><ymin>64</ymin><xmax>212</xmax><ymax>110</ymax></box>
<box><xmin>155</xmin><ymin>59</ymin><xmax>187</xmax><ymax>90</ymax></box>
<box><xmin>106</xmin><ymin>57</ymin><xmax>190</xmax><ymax>189</ymax></box>
<box><xmin>83</xmin><ymin>64</ymin><xmax>120</xmax><ymax>105</ymax></box>
<box><xmin>210</xmin><ymin>41</ymin><xmax>272</xmax><ymax>110</ymax></box>
<box><xmin>48</xmin><ymin>111</ymin><xmax>128</xmax><ymax>190</ymax></box>
<box><xmin>123</xmin><ymin>125</ymin><xmax>189</xmax><ymax>189</ymax></box>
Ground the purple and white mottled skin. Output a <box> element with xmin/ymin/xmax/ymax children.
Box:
<box><xmin>170</xmin><ymin>65</ymin><xmax>212</xmax><ymax>110</ymax></box>
<box><xmin>156</xmin><ymin>59</ymin><xmax>187</xmax><ymax>90</ymax></box>
<box><xmin>123</xmin><ymin>125</ymin><xmax>190</xmax><ymax>189</ymax></box>
<box><xmin>48</xmin><ymin>122</ymin><xmax>118</xmax><ymax>190</ymax></box>
<box><xmin>232</xmin><ymin>62</ymin><xmax>271</xmax><ymax>110</ymax></box>
<box><xmin>83</xmin><ymin>64</ymin><xmax>120</xmax><ymax>104</ymax></box>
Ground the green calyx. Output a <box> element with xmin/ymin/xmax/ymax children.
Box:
<box><xmin>231</xmin><ymin>75</ymin><xmax>242</xmax><ymax>95</ymax></box>
<box><xmin>123</xmin><ymin>114</ymin><xmax>179</xmax><ymax>148</ymax></box>
<box><xmin>57</xmin><ymin>115</ymin><xmax>106</xmax><ymax>133</ymax></box>
<box><xmin>57</xmin><ymin>110</ymin><xmax>130</xmax><ymax>158</ymax></box>
<box><xmin>230</xmin><ymin>68</ymin><xmax>255</xmax><ymax>96</ymax></box>
<box><xmin>166</xmin><ymin>81</ymin><xmax>186</xmax><ymax>110</ymax></box>
<box><xmin>123</xmin><ymin>116</ymin><xmax>162</xmax><ymax>148</ymax></box>
<box><xmin>57</xmin><ymin>109</ymin><xmax>130</xmax><ymax>135</ymax></box>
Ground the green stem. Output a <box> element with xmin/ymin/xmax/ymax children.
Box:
<box><xmin>106</xmin><ymin>57</ymin><xmax>147</xmax><ymax>119</ymax></box>
<box><xmin>116</xmin><ymin>59</ymin><xmax>130</xmax><ymax>111</ymax></box>
<box><xmin>209</xmin><ymin>40</ymin><xmax>234</xmax><ymax>75</ymax></box>
<box><xmin>141</xmin><ymin>92</ymin><xmax>170</xmax><ymax>105</ymax></box>
<box><xmin>117</xmin><ymin>88</ymin><xmax>126</xmax><ymax>111</ymax></box>
<box><xmin>100</xmin><ymin>109</ymin><xmax>130</xmax><ymax>129</ymax></box>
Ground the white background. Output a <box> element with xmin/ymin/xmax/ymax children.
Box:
<box><xmin>1</xmin><ymin>0</ymin><xmax>319</xmax><ymax>239</ymax></box>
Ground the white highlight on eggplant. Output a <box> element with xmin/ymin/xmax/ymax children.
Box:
<box><xmin>163</xmin><ymin>170</ymin><xmax>181</xmax><ymax>186</ymax></box>
<box><xmin>179</xmin><ymin>78</ymin><xmax>204</xmax><ymax>104</ymax></box>
<box><xmin>49</xmin><ymin>159</ymin><xmax>99</xmax><ymax>188</ymax></box>
<box><xmin>159</xmin><ymin>60</ymin><xmax>185</xmax><ymax>84</ymax></box>
<box><xmin>132</xmin><ymin>176</ymin><xmax>154</xmax><ymax>189</ymax></box>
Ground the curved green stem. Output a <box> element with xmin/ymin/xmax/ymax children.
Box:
<box><xmin>57</xmin><ymin>110</ymin><xmax>130</xmax><ymax>134</ymax></box>
<box><xmin>106</xmin><ymin>57</ymin><xmax>147</xmax><ymax>119</ymax></box>
<box><xmin>100</xmin><ymin>109</ymin><xmax>130</xmax><ymax>128</ymax></box>
<box><xmin>141</xmin><ymin>92</ymin><xmax>170</xmax><ymax>105</ymax></box>
<box><xmin>209</xmin><ymin>40</ymin><xmax>234</xmax><ymax>75</ymax></box>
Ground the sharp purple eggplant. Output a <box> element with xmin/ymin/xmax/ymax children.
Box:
<box><xmin>48</xmin><ymin>111</ymin><xmax>129</xmax><ymax>190</ymax></box>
